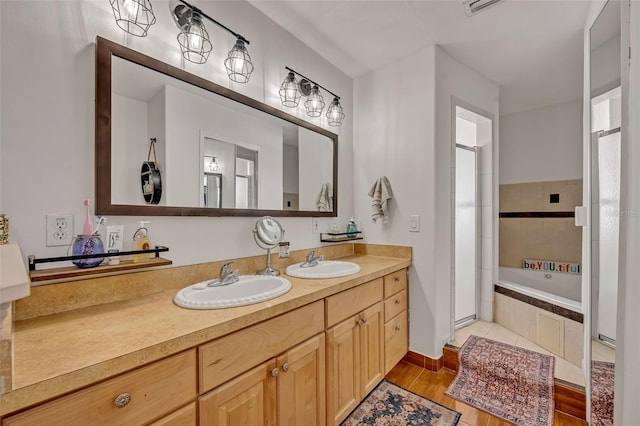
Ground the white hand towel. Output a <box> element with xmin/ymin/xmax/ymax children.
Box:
<box><xmin>368</xmin><ymin>176</ymin><xmax>393</xmax><ymax>223</ymax></box>
<box><xmin>316</xmin><ymin>183</ymin><xmax>333</xmax><ymax>212</ymax></box>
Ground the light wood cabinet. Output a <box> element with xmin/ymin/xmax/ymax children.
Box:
<box><xmin>326</xmin><ymin>301</ymin><xmax>384</xmax><ymax>426</ymax></box>
<box><xmin>149</xmin><ymin>403</ymin><xmax>197</xmax><ymax>426</ymax></box>
<box><xmin>3</xmin><ymin>350</ymin><xmax>197</xmax><ymax>426</ymax></box>
<box><xmin>385</xmin><ymin>310</ymin><xmax>408</xmax><ymax>373</ymax></box>
<box><xmin>199</xmin><ymin>301</ymin><xmax>324</xmax><ymax>394</ymax></box>
<box><xmin>277</xmin><ymin>333</ymin><xmax>325</xmax><ymax>426</ymax></box>
<box><xmin>199</xmin><ymin>360</ymin><xmax>277</xmax><ymax>426</ymax></box>
<box><xmin>383</xmin><ymin>269</ymin><xmax>409</xmax><ymax>374</ymax></box>
<box><xmin>199</xmin><ymin>334</ymin><xmax>325</xmax><ymax>426</ymax></box>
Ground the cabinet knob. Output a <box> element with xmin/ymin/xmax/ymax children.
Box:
<box><xmin>114</xmin><ymin>392</ymin><xmax>131</xmax><ymax>408</ymax></box>
<box><xmin>394</xmin><ymin>326</ymin><xmax>401</xmax><ymax>332</ymax></box>
<box><xmin>394</xmin><ymin>276</ymin><xmax>400</xmax><ymax>282</ymax></box>
<box><xmin>394</xmin><ymin>299</ymin><xmax>400</xmax><ymax>304</ymax></box>
<box><xmin>358</xmin><ymin>318</ymin><xmax>367</xmax><ymax>326</ymax></box>
<box><xmin>271</xmin><ymin>368</ymin><xmax>279</xmax><ymax>377</ymax></box>
<box><xmin>282</xmin><ymin>362</ymin><xmax>290</xmax><ymax>372</ymax></box>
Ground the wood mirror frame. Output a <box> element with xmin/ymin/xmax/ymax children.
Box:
<box><xmin>95</xmin><ymin>36</ymin><xmax>338</xmax><ymax>217</ymax></box>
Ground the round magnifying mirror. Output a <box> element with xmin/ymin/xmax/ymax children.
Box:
<box><xmin>255</xmin><ymin>217</ymin><xmax>283</xmax><ymax>248</ymax></box>
<box><xmin>253</xmin><ymin>217</ymin><xmax>284</xmax><ymax>276</ymax></box>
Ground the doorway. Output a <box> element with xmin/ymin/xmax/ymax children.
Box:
<box><xmin>453</xmin><ymin>105</ymin><xmax>492</xmax><ymax>328</ymax></box>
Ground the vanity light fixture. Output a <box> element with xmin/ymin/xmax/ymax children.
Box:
<box><xmin>280</xmin><ymin>67</ymin><xmax>344</xmax><ymax>126</ymax></box>
<box><xmin>109</xmin><ymin>0</ymin><xmax>156</xmax><ymax>37</ymax></box>
<box><xmin>326</xmin><ymin>97</ymin><xmax>345</xmax><ymax>127</ymax></box>
<box><xmin>225</xmin><ymin>37</ymin><xmax>254</xmax><ymax>83</ymax></box>
<box><xmin>175</xmin><ymin>6</ymin><xmax>212</xmax><ymax>64</ymax></box>
<box><xmin>304</xmin><ymin>85</ymin><xmax>325</xmax><ymax>117</ymax></box>
<box><xmin>173</xmin><ymin>0</ymin><xmax>253</xmax><ymax>83</ymax></box>
<box><xmin>279</xmin><ymin>72</ymin><xmax>302</xmax><ymax>107</ymax></box>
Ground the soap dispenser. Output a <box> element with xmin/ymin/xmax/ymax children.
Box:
<box><xmin>132</xmin><ymin>221</ymin><xmax>152</xmax><ymax>263</ymax></box>
<box><xmin>346</xmin><ymin>216</ymin><xmax>358</xmax><ymax>238</ymax></box>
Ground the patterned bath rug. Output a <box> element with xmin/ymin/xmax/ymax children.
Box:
<box><xmin>445</xmin><ymin>335</ymin><xmax>555</xmax><ymax>426</ymax></box>
<box><xmin>341</xmin><ymin>379</ymin><xmax>461</xmax><ymax>426</ymax></box>
<box><xmin>591</xmin><ymin>361</ymin><xmax>614</xmax><ymax>426</ymax></box>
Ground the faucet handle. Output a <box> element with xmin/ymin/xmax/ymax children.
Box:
<box><xmin>220</xmin><ymin>261</ymin><xmax>235</xmax><ymax>275</ymax></box>
<box><xmin>306</xmin><ymin>250</ymin><xmax>315</xmax><ymax>260</ymax></box>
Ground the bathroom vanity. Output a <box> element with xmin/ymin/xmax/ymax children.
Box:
<box><xmin>0</xmin><ymin>244</ymin><xmax>410</xmax><ymax>426</ymax></box>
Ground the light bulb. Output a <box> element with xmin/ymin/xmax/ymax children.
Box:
<box><xmin>122</xmin><ymin>0</ymin><xmax>139</xmax><ymax>19</ymax></box>
<box><xmin>188</xmin><ymin>24</ymin><xmax>204</xmax><ymax>51</ymax></box>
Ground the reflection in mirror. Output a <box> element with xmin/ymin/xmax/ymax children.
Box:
<box><xmin>590</xmin><ymin>1</ymin><xmax>619</xmax><ymax>424</ymax></box>
<box><xmin>96</xmin><ymin>36</ymin><xmax>337</xmax><ymax>217</ymax></box>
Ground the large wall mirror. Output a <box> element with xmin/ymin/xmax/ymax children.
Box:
<box><xmin>589</xmin><ymin>0</ymin><xmax>620</xmax><ymax>424</ymax></box>
<box><xmin>96</xmin><ymin>36</ymin><xmax>337</xmax><ymax>217</ymax></box>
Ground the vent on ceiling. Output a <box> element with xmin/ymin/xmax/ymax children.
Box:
<box><xmin>463</xmin><ymin>0</ymin><xmax>505</xmax><ymax>16</ymax></box>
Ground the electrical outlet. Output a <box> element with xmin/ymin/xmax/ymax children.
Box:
<box><xmin>46</xmin><ymin>214</ymin><xmax>73</xmax><ymax>247</ymax></box>
<box><xmin>312</xmin><ymin>218</ymin><xmax>320</xmax><ymax>234</ymax></box>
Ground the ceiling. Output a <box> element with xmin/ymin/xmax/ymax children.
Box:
<box><xmin>248</xmin><ymin>0</ymin><xmax>590</xmax><ymax>116</ymax></box>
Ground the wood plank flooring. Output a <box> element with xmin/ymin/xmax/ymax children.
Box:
<box><xmin>385</xmin><ymin>361</ymin><xmax>586</xmax><ymax>426</ymax></box>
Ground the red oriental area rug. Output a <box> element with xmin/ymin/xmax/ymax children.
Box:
<box><xmin>445</xmin><ymin>335</ymin><xmax>555</xmax><ymax>426</ymax></box>
<box><xmin>591</xmin><ymin>361</ymin><xmax>614</xmax><ymax>426</ymax></box>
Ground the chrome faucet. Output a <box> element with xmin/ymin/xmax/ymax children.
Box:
<box><xmin>208</xmin><ymin>261</ymin><xmax>240</xmax><ymax>286</ymax></box>
<box><xmin>300</xmin><ymin>250</ymin><xmax>324</xmax><ymax>268</ymax></box>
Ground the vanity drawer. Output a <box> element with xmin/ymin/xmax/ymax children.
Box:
<box><xmin>325</xmin><ymin>278</ymin><xmax>383</xmax><ymax>328</ymax></box>
<box><xmin>384</xmin><ymin>310</ymin><xmax>408</xmax><ymax>373</ymax></box>
<box><xmin>384</xmin><ymin>290</ymin><xmax>407</xmax><ymax>322</ymax></box>
<box><xmin>199</xmin><ymin>300</ymin><xmax>324</xmax><ymax>394</ymax></box>
<box><xmin>384</xmin><ymin>270</ymin><xmax>407</xmax><ymax>298</ymax></box>
<box><xmin>3</xmin><ymin>350</ymin><xmax>196</xmax><ymax>426</ymax></box>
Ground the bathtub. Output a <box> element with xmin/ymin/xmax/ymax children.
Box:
<box><xmin>497</xmin><ymin>266</ymin><xmax>582</xmax><ymax>314</ymax></box>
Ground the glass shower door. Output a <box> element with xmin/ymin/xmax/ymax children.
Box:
<box><xmin>595</xmin><ymin>128</ymin><xmax>621</xmax><ymax>344</ymax></box>
<box><xmin>455</xmin><ymin>145</ymin><xmax>478</xmax><ymax>326</ymax></box>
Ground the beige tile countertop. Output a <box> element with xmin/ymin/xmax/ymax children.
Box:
<box><xmin>0</xmin><ymin>244</ymin><xmax>411</xmax><ymax>417</ymax></box>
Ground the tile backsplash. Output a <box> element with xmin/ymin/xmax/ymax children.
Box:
<box><xmin>499</xmin><ymin>180</ymin><xmax>583</xmax><ymax>268</ymax></box>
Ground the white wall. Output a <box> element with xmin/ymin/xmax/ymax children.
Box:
<box><xmin>354</xmin><ymin>46</ymin><xmax>438</xmax><ymax>357</ymax></box>
<box><xmin>0</xmin><ymin>0</ymin><xmax>353</xmax><ymax>266</ymax></box>
<box><xmin>500</xmin><ymin>100</ymin><xmax>583</xmax><ymax>184</ymax></box>
<box><xmin>434</xmin><ymin>47</ymin><xmax>499</xmax><ymax>349</ymax></box>
<box><xmin>354</xmin><ymin>45</ymin><xmax>498</xmax><ymax>358</ymax></box>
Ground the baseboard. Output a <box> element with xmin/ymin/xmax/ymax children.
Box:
<box><xmin>403</xmin><ymin>350</ymin><xmax>442</xmax><ymax>371</ymax></box>
<box><xmin>442</xmin><ymin>346</ymin><xmax>586</xmax><ymax>420</ymax></box>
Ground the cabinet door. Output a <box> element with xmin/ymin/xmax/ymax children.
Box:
<box><xmin>359</xmin><ymin>302</ymin><xmax>385</xmax><ymax>395</ymax></box>
<box><xmin>199</xmin><ymin>360</ymin><xmax>276</xmax><ymax>426</ymax></box>
<box><xmin>326</xmin><ymin>315</ymin><xmax>360</xmax><ymax>426</ymax></box>
<box><xmin>277</xmin><ymin>334</ymin><xmax>325</xmax><ymax>426</ymax></box>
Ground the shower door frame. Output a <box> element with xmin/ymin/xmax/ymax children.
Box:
<box><xmin>454</xmin><ymin>142</ymin><xmax>480</xmax><ymax>328</ymax></box>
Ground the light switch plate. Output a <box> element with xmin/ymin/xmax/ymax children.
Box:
<box><xmin>409</xmin><ymin>215</ymin><xmax>420</xmax><ymax>232</ymax></box>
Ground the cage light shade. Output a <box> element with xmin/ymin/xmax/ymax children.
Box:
<box><xmin>224</xmin><ymin>39</ymin><xmax>254</xmax><ymax>83</ymax></box>
<box><xmin>177</xmin><ymin>11</ymin><xmax>212</xmax><ymax>64</ymax></box>
<box><xmin>326</xmin><ymin>97</ymin><xmax>345</xmax><ymax>126</ymax></box>
<box><xmin>110</xmin><ymin>0</ymin><xmax>156</xmax><ymax>37</ymax></box>
<box><xmin>279</xmin><ymin>72</ymin><xmax>302</xmax><ymax>107</ymax></box>
<box><xmin>305</xmin><ymin>85</ymin><xmax>325</xmax><ymax>117</ymax></box>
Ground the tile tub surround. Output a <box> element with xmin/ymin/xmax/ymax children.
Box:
<box><xmin>494</xmin><ymin>291</ymin><xmax>584</xmax><ymax>369</ymax></box>
<box><xmin>499</xmin><ymin>179</ymin><xmax>583</xmax><ymax>269</ymax></box>
<box><xmin>0</xmin><ymin>243</ymin><xmax>411</xmax><ymax>417</ymax></box>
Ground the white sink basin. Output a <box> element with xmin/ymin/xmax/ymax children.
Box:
<box><xmin>174</xmin><ymin>275</ymin><xmax>291</xmax><ymax>309</ymax></box>
<box><xmin>285</xmin><ymin>260</ymin><xmax>361</xmax><ymax>279</ymax></box>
